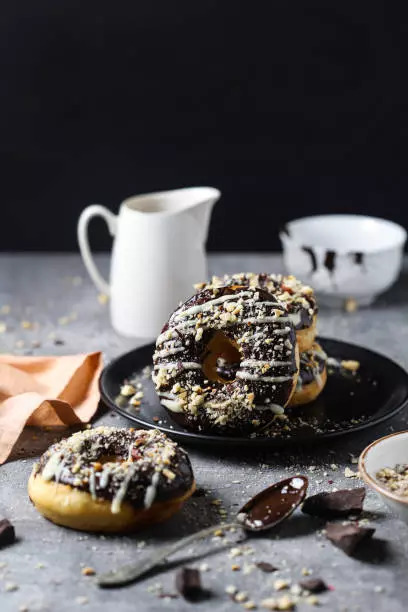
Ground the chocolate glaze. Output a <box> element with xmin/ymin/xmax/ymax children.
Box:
<box><xmin>238</xmin><ymin>475</ymin><xmax>308</xmax><ymax>531</ymax></box>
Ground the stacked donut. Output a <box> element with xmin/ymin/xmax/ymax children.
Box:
<box><xmin>153</xmin><ymin>273</ymin><xmax>327</xmax><ymax>435</ymax></box>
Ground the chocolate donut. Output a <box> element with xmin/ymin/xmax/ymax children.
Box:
<box><xmin>28</xmin><ymin>427</ymin><xmax>195</xmax><ymax>532</ymax></box>
<box><xmin>289</xmin><ymin>343</ymin><xmax>327</xmax><ymax>406</ymax></box>
<box><xmin>153</xmin><ymin>285</ymin><xmax>299</xmax><ymax>434</ymax></box>
<box><xmin>195</xmin><ymin>273</ymin><xmax>318</xmax><ymax>352</ymax></box>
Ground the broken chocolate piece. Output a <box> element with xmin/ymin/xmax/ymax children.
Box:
<box><xmin>192</xmin><ymin>487</ymin><xmax>206</xmax><ymax>498</ymax></box>
<box><xmin>302</xmin><ymin>488</ymin><xmax>365</xmax><ymax>518</ymax></box>
<box><xmin>325</xmin><ymin>522</ymin><xmax>375</xmax><ymax>555</ymax></box>
<box><xmin>256</xmin><ymin>561</ymin><xmax>278</xmax><ymax>573</ymax></box>
<box><xmin>299</xmin><ymin>578</ymin><xmax>328</xmax><ymax>593</ymax></box>
<box><xmin>0</xmin><ymin>519</ymin><xmax>15</xmax><ymax>548</ymax></box>
<box><xmin>176</xmin><ymin>567</ymin><xmax>203</xmax><ymax>601</ymax></box>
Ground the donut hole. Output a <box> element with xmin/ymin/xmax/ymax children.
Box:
<box><xmin>98</xmin><ymin>454</ymin><xmax>124</xmax><ymax>464</ymax></box>
<box><xmin>202</xmin><ymin>330</ymin><xmax>241</xmax><ymax>383</ymax></box>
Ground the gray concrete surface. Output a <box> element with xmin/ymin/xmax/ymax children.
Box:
<box><xmin>1</xmin><ymin>253</ymin><xmax>408</xmax><ymax>612</ymax></box>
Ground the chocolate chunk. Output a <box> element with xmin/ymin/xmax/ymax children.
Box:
<box><xmin>0</xmin><ymin>519</ymin><xmax>15</xmax><ymax>548</ymax></box>
<box><xmin>299</xmin><ymin>578</ymin><xmax>328</xmax><ymax>593</ymax></box>
<box><xmin>256</xmin><ymin>561</ymin><xmax>278</xmax><ymax>573</ymax></box>
<box><xmin>192</xmin><ymin>487</ymin><xmax>206</xmax><ymax>497</ymax></box>
<box><xmin>175</xmin><ymin>568</ymin><xmax>203</xmax><ymax>601</ymax></box>
<box><xmin>302</xmin><ymin>488</ymin><xmax>366</xmax><ymax>518</ymax></box>
<box><xmin>325</xmin><ymin>522</ymin><xmax>375</xmax><ymax>555</ymax></box>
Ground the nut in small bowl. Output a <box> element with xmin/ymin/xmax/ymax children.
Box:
<box><xmin>359</xmin><ymin>430</ymin><xmax>408</xmax><ymax>523</ymax></box>
<box><xmin>280</xmin><ymin>214</ymin><xmax>406</xmax><ymax>308</ymax></box>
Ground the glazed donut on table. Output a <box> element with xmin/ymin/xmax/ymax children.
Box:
<box><xmin>195</xmin><ymin>273</ymin><xmax>318</xmax><ymax>353</ymax></box>
<box><xmin>153</xmin><ymin>285</ymin><xmax>299</xmax><ymax>434</ymax></box>
<box><xmin>28</xmin><ymin>427</ymin><xmax>195</xmax><ymax>532</ymax></box>
<box><xmin>289</xmin><ymin>342</ymin><xmax>327</xmax><ymax>407</ymax></box>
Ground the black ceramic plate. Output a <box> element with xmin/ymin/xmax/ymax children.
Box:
<box><xmin>99</xmin><ymin>338</ymin><xmax>408</xmax><ymax>447</ymax></box>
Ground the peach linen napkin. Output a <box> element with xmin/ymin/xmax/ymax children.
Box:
<box><xmin>0</xmin><ymin>352</ymin><xmax>103</xmax><ymax>464</ymax></box>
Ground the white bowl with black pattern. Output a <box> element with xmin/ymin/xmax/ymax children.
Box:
<box><xmin>280</xmin><ymin>214</ymin><xmax>406</xmax><ymax>307</ymax></box>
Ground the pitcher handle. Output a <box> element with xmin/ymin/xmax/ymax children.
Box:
<box><xmin>77</xmin><ymin>205</ymin><xmax>117</xmax><ymax>295</ymax></box>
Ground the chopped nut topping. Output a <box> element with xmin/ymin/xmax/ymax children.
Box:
<box><xmin>120</xmin><ymin>384</ymin><xmax>136</xmax><ymax>396</ymax></box>
<box><xmin>341</xmin><ymin>360</ymin><xmax>360</xmax><ymax>372</ymax></box>
<box><xmin>235</xmin><ymin>591</ymin><xmax>248</xmax><ymax>602</ymax></box>
<box><xmin>261</xmin><ymin>595</ymin><xmax>295</xmax><ymax>610</ymax></box>
<box><xmin>274</xmin><ymin>579</ymin><xmax>290</xmax><ymax>591</ymax></box>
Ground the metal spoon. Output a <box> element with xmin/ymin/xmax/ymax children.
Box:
<box><xmin>98</xmin><ymin>475</ymin><xmax>308</xmax><ymax>588</ymax></box>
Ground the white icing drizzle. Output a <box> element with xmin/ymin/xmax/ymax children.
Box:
<box><xmin>173</xmin><ymin>291</ymin><xmax>254</xmax><ymax>320</ymax></box>
<box><xmin>256</xmin><ymin>403</ymin><xmax>285</xmax><ymax>414</ymax></box>
<box><xmin>236</xmin><ymin>372</ymin><xmax>292</xmax><ymax>383</ymax></box>
<box><xmin>155</xmin><ymin>346</ymin><xmax>185</xmax><ymax>358</ymax></box>
<box><xmin>288</xmin><ymin>311</ymin><xmax>302</xmax><ymax>326</ymax></box>
<box><xmin>42</xmin><ymin>452</ymin><xmax>64</xmax><ymax>481</ymax></box>
<box><xmin>111</xmin><ymin>465</ymin><xmax>137</xmax><ymax>514</ymax></box>
<box><xmin>156</xmin><ymin>314</ymin><xmax>292</xmax><ymax>348</ymax></box>
<box><xmin>154</xmin><ymin>361</ymin><xmax>201</xmax><ymax>370</ymax></box>
<box><xmin>99</xmin><ymin>469</ymin><xmax>110</xmax><ymax>489</ymax></box>
<box><xmin>89</xmin><ymin>470</ymin><xmax>97</xmax><ymax>500</ymax></box>
<box><xmin>240</xmin><ymin>359</ymin><xmax>292</xmax><ymax>367</ymax></box>
<box><xmin>160</xmin><ymin>398</ymin><xmax>184</xmax><ymax>412</ymax></box>
<box><xmin>272</xmin><ymin>327</ymin><xmax>292</xmax><ymax>335</ymax></box>
<box><xmin>144</xmin><ymin>470</ymin><xmax>161</xmax><ymax>508</ymax></box>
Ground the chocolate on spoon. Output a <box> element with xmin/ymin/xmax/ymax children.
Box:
<box><xmin>98</xmin><ymin>475</ymin><xmax>308</xmax><ymax>588</ymax></box>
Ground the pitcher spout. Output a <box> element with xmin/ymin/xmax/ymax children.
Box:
<box><xmin>185</xmin><ymin>186</ymin><xmax>220</xmax><ymax>233</ymax></box>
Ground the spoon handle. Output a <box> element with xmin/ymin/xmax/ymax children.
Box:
<box><xmin>98</xmin><ymin>521</ymin><xmax>242</xmax><ymax>588</ymax></box>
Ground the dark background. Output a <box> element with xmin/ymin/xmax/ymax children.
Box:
<box><xmin>2</xmin><ymin>1</ymin><xmax>408</xmax><ymax>252</ymax></box>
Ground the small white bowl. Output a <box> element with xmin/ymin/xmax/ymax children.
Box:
<box><xmin>280</xmin><ymin>214</ymin><xmax>406</xmax><ymax>307</ymax></box>
<box><xmin>359</xmin><ymin>430</ymin><xmax>408</xmax><ymax>523</ymax></box>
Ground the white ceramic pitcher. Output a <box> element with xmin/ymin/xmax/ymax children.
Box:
<box><xmin>78</xmin><ymin>187</ymin><xmax>220</xmax><ymax>338</ymax></box>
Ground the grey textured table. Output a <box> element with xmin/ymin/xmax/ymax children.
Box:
<box><xmin>1</xmin><ymin>253</ymin><xmax>408</xmax><ymax>612</ymax></box>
